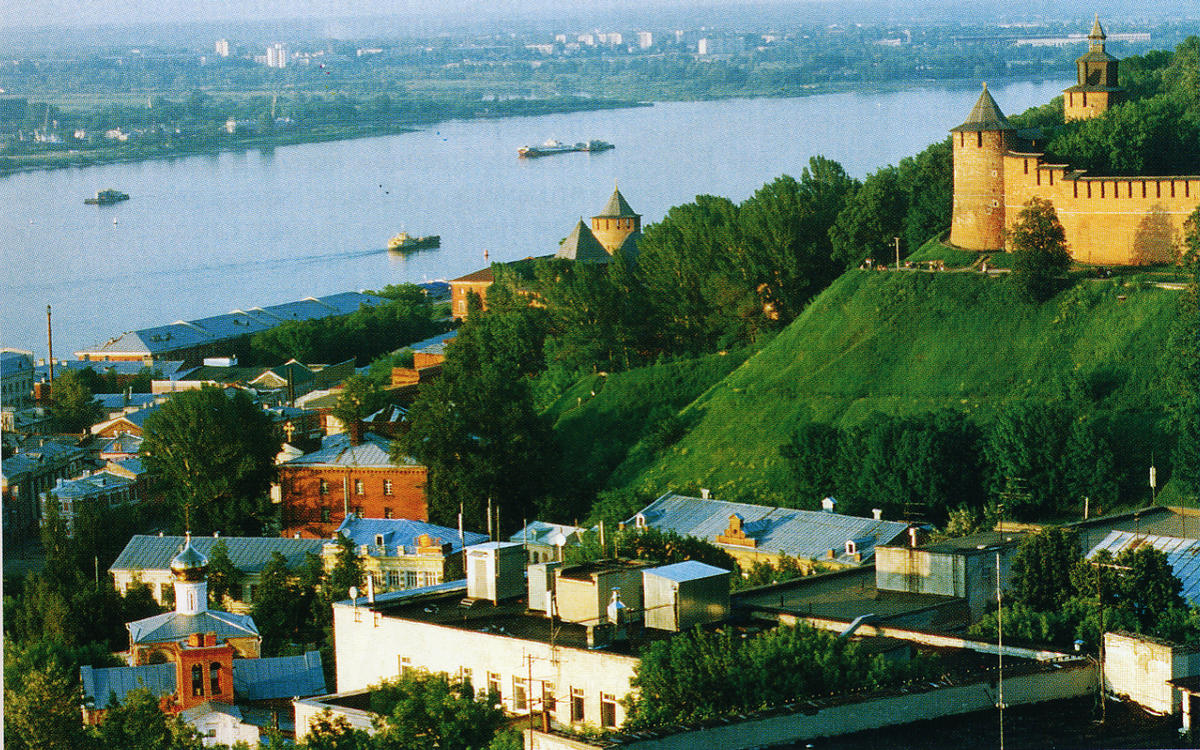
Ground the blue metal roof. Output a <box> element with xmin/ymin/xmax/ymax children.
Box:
<box><xmin>281</xmin><ymin>431</ymin><xmax>418</xmax><ymax>469</ymax></box>
<box><xmin>628</xmin><ymin>493</ymin><xmax>910</xmax><ymax>564</ymax></box>
<box><xmin>111</xmin><ymin>534</ymin><xmax>324</xmax><ymax>576</ymax></box>
<box><xmin>232</xmin><ymin>651</ymin><xmax>325</xmax><ymax>700</ymax></box>
<box><xmin>81</xmin><ymin>663</ymin><xmax>177</xmax><ymax>706</ymax></box>
<box><xmin>337</xmin><ymin>517</ymin><xmax>487</xmax><ymax>553</ymax></box>
<box><xmin>127</xmin><ymin>609</ymin><xmax>260</xmax><ymax>646</ymax></box>
<box><xmin>1087</xmin><ymin>531</ymin><xmax>1200</xmax><ymax>605</ymax></box>
<box><xmin>644</xmin><ymin>560</ymin><xmax>731</xmax><ymax>582</ymax></box>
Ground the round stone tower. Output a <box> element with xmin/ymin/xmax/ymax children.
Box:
<box><xmin>591</xmin><ymin>185</ymin><xmax>641</xmax><ymax>256</ymax></box>
<box><xmin>949</xmin><ymin>83</ymin><xmax>1015</xmax><ymax>251</ymax></box>
<box><xmin>171</xmin><ymin>534</ymin><xmax>209</xmax><ymax>616</ymax></box>
<box><xmin>1064</xmin><ymin>15</ymin><xmax>1122</xmax><ymax>122</ymax></box>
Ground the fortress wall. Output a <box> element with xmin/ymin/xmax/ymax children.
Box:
<box><xmin>1003</xmin><ymin>152</ymin><xmax>1199</xmax><ymax>265</ymax></box>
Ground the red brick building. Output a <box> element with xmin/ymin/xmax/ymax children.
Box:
<box><xmin>279</xmin><ymin>429</ymin><xmax>428</xmax><ymax>538</ymax></box>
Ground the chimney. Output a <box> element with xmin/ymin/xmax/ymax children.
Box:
<box><xmin>872</xmin><ymin>508</ymin><xmax>882</xmax><ymax>521</ymax></box>
<box><xmin>909</xmin><ymin>526</ymin><xmax>919</xmax><ymax>548</ymax></box>
<box><xmin>700</xmin><ymin>488</ymin><xmax>710</xmax><ymax>500</ymax></box>
<box><xmin>348</xmin><ymin>419</ymin><xmax>364</xmax><ymax>446</ymax></box>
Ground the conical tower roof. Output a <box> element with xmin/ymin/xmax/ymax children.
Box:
<box><xmin>950</xmin><ymin>83</ymin><xmax>1015</xmax><ymax>133</ymax></box>
<box><xmin>1089</xmin><ymin>14</ymin><xmax>1106</xmax><ymax>42</ymax></box>
<box><xmin>556</xmin><ymin>219</ymin><xmax>612</xmax><ymax>263</ymax></box>
<box><xmin>595</xmin><ymin>186</ymin><xmax>639</xmax><ymax>219</ymax></box>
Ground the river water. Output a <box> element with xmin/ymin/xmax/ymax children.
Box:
<box><xmin>1</xmin><ymin>79</ymin><xmax>1069</xmax><ymax>359</ymax></box>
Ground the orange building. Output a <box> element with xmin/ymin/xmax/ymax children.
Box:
<box><xmin>279</xmin><ymin>429</ymin><xmax>428</xmax><ymax>538</ymax></box>
<box><xmin>950</xmin><ymin>15</ymin><xmax>1200</xmax><ymax>265</ymax></box>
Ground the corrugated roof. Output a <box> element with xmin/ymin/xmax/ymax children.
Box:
<box><xmin>556</xmin><ymin>219</ymin><xmax>611</xmax><ymax>263</ymax></box>
<box><xmin>1087</xmin><ymin>531</ymin><xmax>1200</xmax><ymax>605</ymax></box>
<box><xmin>128</xmin><ymin>610</ymin><xmax>259</xmax><ymax>645</ymax></box>
<box><xmin>336</xmin><ymin>517</ymin><xmax>487</xmax><ymax>553</ymax></box>
<box><xmin>81</xmin><ymin>663</ymin><xmax>177</xmax><ymax>706</ymax></box>
<box><xmin>596</xmin><ymin>186</ymin><xmax>639</xmax><ymax>218</ymax></box>
<box><xmin>628</xmin><ymin>493</ymin><xmax>910</xmax><ymax>564</ymax></box>
<box><xmin>409</xmin><ymin>331</ymin><xmax>457</xmax><ymax>354</ymax></box>
<box><xmin>111</xmin><ymin>534</ymin><xmax>324</xmax><ymax>575</ymax></box>
<box><xmin>47</xmin><ymin>471</ymin><xmax>135</xmax><ymax>499</ymax></box>
<box><xmin>280</xmin><ymin>431</ymin><xmax>417</xmax><ymax>469</ymax></box>
<box><xmin>232</xmin><ymin>651</ymin><xmax>326</xmax><ymax>700</ymax></box>
<box><xmin>950</xmin><ymin>84</ymin><xmax>1015</xmax><ymax>132</ymax></box>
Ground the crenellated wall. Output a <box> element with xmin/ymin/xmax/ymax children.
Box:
<box><xmin>1003</xmin><ymin>151</ymin><xmax>1200</xmax><ymax>266</ymax></box>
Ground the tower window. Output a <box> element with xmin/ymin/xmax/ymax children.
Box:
<box><xmin>192</xmin><ymin>664</ymin><xmax>205</xmax><ymax>696</ymax></box>
<box><xmin>977</xmin><ymin>132</ymin><xmax>982</xmax><ymax>147</ymax></box>
<box><xmin>210</xmin><ymin>662</ymin><xmax>221</xmax><ymax>695</ymax></box>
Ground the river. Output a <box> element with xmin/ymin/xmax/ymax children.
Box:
<box><xmin>0</xmin><ymin>79</ymin><xmax>1069</xmax><ymax>360</ymax></box>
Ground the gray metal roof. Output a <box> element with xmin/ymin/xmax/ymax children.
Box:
<box><xmin>81</xmin><ymin>663</ymin><xmax>176</xmax><ymax>706</ymax></box>
<box><xmin>111</xmin><ymin>534</ymin><xmax>324</xmax><ymax>575</ymax></box>
<box><xmin>628</xmin><ymin>493</ymin><xmax>910</xmax><ymax>564</ymax></box>
<box><xmin>950</xmin><ymin>84</ymin><xmax>1015</xmax><ymax>132</ymax></box>
<box><xmin>337</xmin><ymin>517</ymin><xmax>488</xmax><ymax>554</ymax></box>
<box><xmin>1087</xmin><ymin>531</ymin><xmax>1200</xmax><ymax>605</ymax></box>
<box><xmin>45</xmin><ymin>471</ymin><xmax>134</xmax><ymax>500</ymax></box>
<box><xmin>232</xmin><ymin>651</ymin><xmax>326</xmax><ymax>700</ymax></box>
<box><xmin>128</xmin><ymin>610</ymin><xmax>259</xmax><ymax>645</ymax></box>
<box><xmin>509</xmin><ymin>520</ymin><xmax>587</xmax><ymax>548</ymax></box>
<box><xmin>596</xmin><ymin>187</ymin><xmax>639</xmax><ymax>218</ymax></box>
<box><xmin>281</xmin><ymin>431</ymin><xmax>418</xmax><ymax>469</ymax></box>
<box><xmin>644</xmin><ymin>560</ymin><xmax>731</xmax><ymax>582</ymax></box>
<box><xmin>556</xmin><ymin>219</ymin><xmax>611</xmax><ymax>263</ymax></box>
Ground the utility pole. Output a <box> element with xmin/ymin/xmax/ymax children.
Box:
<box><xmin>47</xmin><ymin>305</ymin><xmax>55</xmax><ymax>382</ymax></box>
<box><xmin>894</xmin><ymin>236</ymin><xmax>901</xmax><ymax>271</ymax></box>
<box><xmin>997</xmin><ymin>549</ymin><xmax>1005</xmax><ymax>750</ymax></box>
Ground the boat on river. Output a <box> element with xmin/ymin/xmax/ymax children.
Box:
<box><xmin>518</xmin><ymin>139</ymin><xmax>614</xmax><ymax>158</ymax></box>
<box><xmin>388</xmin><ymin>232</ymin><xmax>440</xmax><ymax>252</ymax></box>
<box><xmin>84</xmin><ymin>189</ymin><xmax>130</xmax><ymax>205</ymax></box>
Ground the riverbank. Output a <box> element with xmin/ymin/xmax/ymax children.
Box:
<box><xmin>0</xmin><ymin>98</ymin><xmax>650</xmax><ymax>177</ymax></box>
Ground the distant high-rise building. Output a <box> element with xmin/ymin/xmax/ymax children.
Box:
<box><xmin>637</xmin><ymin>31</ymin><xmax>653</xmax><ymax>49</ymax></box>
<box><xmin>266</xmin><ymin>44</ymin><xmax>287</xmax><ymax>68</ymax></box>
<box><xmin>214</xmin><ymin>39</ymin><xmax>230</xmax><ymax>57</ymax></box>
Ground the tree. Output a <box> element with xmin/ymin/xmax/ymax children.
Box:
<box><xmin>251</xmin><ymin>551</ymin><xmax>301</xmax><ymax>656</ymax></box>
<box><xmin>331</xmin><ymin>375</ymin><xmax>385</xmax><ymax>432</ymax></box>
<box><xmin>140</xmin><ymin>385</ymin><xmax>281</xmax><ymax>535</ymax></box>
<box><xmin>1009</xmin><ymin>526</ymin><xmax>1081</xmax><ymax>612</ymax></box>
<box><xmin>94</xmin><ymin>687</ymin><xmax>204</xmax><ymax>750</ymax></box>
<box><xmin>4</xmin><ymin>654</ymin><xmax>93</xmax><ymax>750</ymax></box>
<box><xmin>1007</xmin><ymin>197</ymin><xmax>1071</xmax><ymax>303</ymax></box>
<box><xmin>829</xmin><ymin>166</ymin><xmax>906</xmax><ymax>268</ymax></box>
<box><xmin>1171</xmin><ymin>207</ymin><xmax>1200</xmax><ymax>500</ymax></box>
<box><xmin>49</xmin><ymin>369</ymin><xmax>103</xmax><ymax>434</ymax></box>
<box><xmin>205</xmin><ymin>539</ymin><xmax>242</xmax><ymax>609</ymax></box>
<box><xmin>327</xmin><ymin>533</ymin><xmax>364</xmax><ymax>603</ymax></box>
<box><xmin>369</xmin><ymin>671</ymin><xmax>506</xmax><ymax>750</ymax></box>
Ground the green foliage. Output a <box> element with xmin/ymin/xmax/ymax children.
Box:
<box><xmin>94</xmin><ymin>687</ymin><xmax>204</xmax><ymax>750</ymax></box>
<box><xmin>140</xmin><ymin>385</ymin><xmax>281</xmax><ymax>536</ymax></box>
<box><xmin>298</xmin><ymin>710</ymin><xmax>373</xmax><ymax>750</ymax></box>
<box><xmin>567</xmin><ymin>526</ymin><xmax>739</xmax><ymax>573</ymax></box>
<box><xmin>1007</xmin><ymin>197</ymin><xmax>1071</xmax><ymax>303</ymax></box>
<box><xmin>205</xmin><ymin>539</ymin><xmax>242</xmax><ymax>610</ymax></box>
<box><xmin>3</xmin><ymin>650</ymin><xmax>93</xmax><ymax>750</ymax></box>
<box><xmin>369</xmin><ymin>671</ymin><xmax>507</xmax><ymax>750</ymax></box>
<box><xmin>249</xmin><ymin>288</ymin><xmax>441</xmax><ymax>367</ymax></box>
<box><xmin>1009</xmin><ymin>527</ymin><xmax>1081</xmax><ymax>611</ymax></box>
<box><xmin>626</xmin><ymin>623</ymin><xmax>940</xmax><ymax>729</ymax></box>
<box><xmin>49</xmin><ymin>369</ymin><xmax>103</xmax><ymax>433</ymax></box>
<box><xmin>332</xmin><ymin>375</ymin><xmax>386</xmax><ymax>431</ymax></box>
<box><xmin>739</xmin><ymin>554</ymin><xmax>808</xmax><ymax>588</ymax></box>
<box><xmin>1171</xmin><ymin>208</ymin><xmax>1200</xmax><ymax>501</ymax></box>
<box><xmin>830</xmin><ymin>165</ymin><xmax>906</xmax><ymax>267</ymax></box>
<box><xmin>328</xmin><ymin>533</ymin><xmax>364</xmax><ymax>602</ymax></box>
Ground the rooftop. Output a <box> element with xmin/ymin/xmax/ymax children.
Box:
<box><xmin>280</xmin><ymin>431</ymin><xmax>419</xmax><ymax>469</ymax></box>
<box><xmin>334</xmin><ymin>517</ymin><xmax>489</xmax><ymax>555</ymax></box>
<box><xmin>950</xmin><ymin>83</ymin><xmax>1015</xmax><ymax>133</ymax></box>
<box><xmin>1088</xmin><ymin>530</ymin><xmax>1200</xmax><ymax>605</ymax></box>
<box><xmin>910</xmin><ymin>530</ymin><xmax>1028</xmax><ymax>555</ymax></box>
<box><xmin>111</xmin><ymin>534</ymin><xmax>325</xmax><ymax>575</ymax></box>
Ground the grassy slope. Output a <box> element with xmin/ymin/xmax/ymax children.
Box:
<box><xmin>609</xmin><ymin>269</ymin><xmax>1182</xmax><ymax>506</ymax></box>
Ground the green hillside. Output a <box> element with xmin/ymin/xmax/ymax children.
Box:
<box><xmin>607</xmin><ymin>269</ymin><xmax>1182</xmax><ymax>506</ymax></box>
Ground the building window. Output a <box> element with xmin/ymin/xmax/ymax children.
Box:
<box><xmin>488</xmin><ymin>672</ymin><xmax>502</xmax><ymax>703</ymax></box>
<box><xmin>600</xmin><ymin>693</ymin><xmax>617</xmax><ymax>728</ymax></box>
<box><xmin>383</xmin><ymin>479</ymin><xmax>393</xmax><ymax>496</ymax></box>
<box><xmin>387</xmin><ymin>570</ymin><xmax>400</xmax><ymax>588</ymax></box>
<box><xmin>384</xmin><ymin>507</ymin><xmax>394</xmax><ymax>519</ymax></box>
<box><xmin>321</xmin><ymin>507</ymin><xmax>331</xmax><ymax>523</ymax></box>
<box><xmin>192</xmin><ymin>664</ymin><xmax>205</xmax><ymax>697</ymax></box>
<box><xmin>570</xmin><ymin>688</ymin><xmax>585</xmax><ymax>723</ymax></box>
<box><xmin>319</xmin><ymin>478</ymin><xmax>329</xmax><ymax>495</ymax></box>
<box><xmin>354</xmin><ymin>479</ymin><xmax>364</xmax><ymax>495</ymax></box>
<box><xmin>405</xmin><ymin>571</ymin><xmax>418</xmax><ymax>588</ymax></box>
<box><xmin>399</xmin><ymin>656</ymin><xmax>413</xmax><ymax>677</ymax></box>
<box><xmin>353</xmin><ymin>506</ymin><xmax>363</xmax><ymax>517</ymax></box>
<box><xmin>542</xmin><ymin>683</ymin><xmax>556</xmax><ymax>715</ymax></box>
<box><xmin>460</xmin><ymin>667</ymin><xmax>473</xmax><ymax>690</ymax></box>
<box><xmin>513</xmin><ymin>677</ymin><xmax>528</xmax><ymax>711</ymax></box>
<box><xmin>210</xmin><ymin>662</ymin><xmax>221</xmax><ymax>695</ymax></box>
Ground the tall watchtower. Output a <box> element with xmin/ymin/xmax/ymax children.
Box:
<box><xmin>1064</xmin><ymin>15</ymin><xmax>1122</xmax><ymax>121</ymax></box>
<box><xmin>591</xmin><ymin>186</ymin><xmax>641</xmax><ymax>257</ymax></box>
<box><xmin>949</xmin><ymin>84</ymin><xmax>1015</xmax><ymax>251</ymax></box>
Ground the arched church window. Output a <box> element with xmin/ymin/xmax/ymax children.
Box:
<box><xmin>192</xmin><ymin>664</ymin><xmax>204</xmax><ymax>696</ymax></box>
<box><xmin>210</xmin><ymin>662</ymin><xmax>221</xmax><ymax>695</ymax></box>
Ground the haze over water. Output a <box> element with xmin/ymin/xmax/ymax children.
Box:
<box><xmin>1</xmin><ymin>79</ymin><xmax>1068</xmax><ymax>359</ymax></box>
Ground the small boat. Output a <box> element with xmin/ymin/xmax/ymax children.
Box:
<box><xmin>85</xmin><ymin>189</ymin><xmax>130</xmax><ymax>205</ymax></box>
<box><xmin>388</xmin><ymin>232</ymin><xmax>440</xmax><ymax>252</ymax></box>
<box><xmin>519</xmin><ymin>139</ymin><xmax>576</xmax><ymax>158</ymax></box>
<box><xmin>576</xmin><ymin>139</ymin><xmax>615</xmax><ymax>153</ymax></box>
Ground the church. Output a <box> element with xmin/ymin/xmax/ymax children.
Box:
<box><xmin>949</xmin><ymin>16</ymin><xmax>1199</xmax><ymax>265</ymax></box>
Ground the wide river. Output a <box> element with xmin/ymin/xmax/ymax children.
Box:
<box><xmin>1</xmin><ymin>79</ymin><xmax>1069</xmax><ymax>359</ymax></box>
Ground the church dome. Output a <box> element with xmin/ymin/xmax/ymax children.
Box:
<box><xmin>170</xmin><ymin>536</ymin><xmax>209</xmax><ymax>582</ymax></box>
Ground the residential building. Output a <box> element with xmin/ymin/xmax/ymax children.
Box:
<box><xmin>626</xmin><ymin>492</ymin><xmax>911</xmax><ymax>569</ymax></box>
<box><xmin>509</xmin><ymin>520</ymin><xmax>587</xmax><ymax>563</ymax></box>
<box><xmin>1</xmin><ymin>349</ymin><xmax>35</xmax><ymax>408</ymax></box>
<box><xmin>2</xmin><ymin>438</ymin><xmax>89</xmax><ymax>535</ymax></box>
<box><xmin>39</xmin><ymin>470</ymin><xmax>138</xmax><ymax>536</ymax></box>
<box><xmin>325</xmin><ymin>516</ymin><xmax>488</xmax><ymax>594</ymax></box>
<box><xmin>279</xmin><ymin>430</ymin><xmax>428</xmax><ymax>538</ymax></box>
<box><xmin>111</xmin><ymin>534</ymin><xmax>325</xmax><ymax>611</ymax></box>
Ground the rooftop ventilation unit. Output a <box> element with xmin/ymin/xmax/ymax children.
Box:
<box><xmin>466</xmin><ymin>542</ymin><xmax>524</xmax><ymax>602</ymax></box>
<box><xmin>642</xmin><ymin>560</ymin><xmax>731</xmax><ymax>632</ymax></box>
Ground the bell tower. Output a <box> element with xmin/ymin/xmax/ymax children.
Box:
<box><xmin>1064</xmin><ymin>15</ymin><xmax>1122</xmax><ymax>121</ymax></box>
<box><xmin>949</xmin><ymin>84</ymin><xmax>1015</xmax><ymax>251</ymax></box>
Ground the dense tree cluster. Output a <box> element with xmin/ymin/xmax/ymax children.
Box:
<box><xmin>1006</xmin><ymin>197</ymin><xmax>1072</xmax><ymax>303</ymax></box>
<box><xmin>969</xmin><ymin>527</ymin><xmax>1200</xmax><ymax>648</ymax></box>
<box><xmin>781</xmin><ymin>402</ymin><xmax>1133</xmax><ymax>524</ymax></box>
